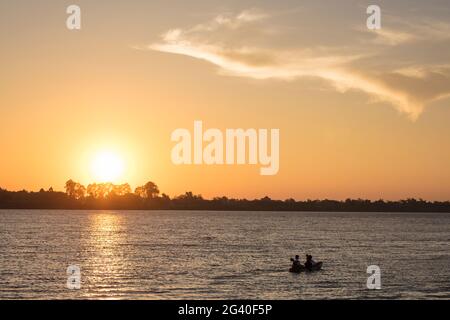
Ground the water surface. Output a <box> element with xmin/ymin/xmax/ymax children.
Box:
<box><xmin>0</xmin><ymin>210</ymin><xmax>448</xmax><ymax>299</ymax></box>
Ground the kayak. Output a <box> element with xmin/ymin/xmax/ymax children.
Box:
<box><xmin>289</xmin><ymin>261</ymin><xmax>323</xmax><ymax>273</ymax></box>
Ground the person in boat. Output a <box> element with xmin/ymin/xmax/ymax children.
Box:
<box><xmin>305</xmin><ymin>254</ymin><xmax>316</xmax><ymax>271</ymax></box>
<box><xmin>290</xmin><ymin>255</ymin><xmax>302</xmax><ymax>270</ymax></box>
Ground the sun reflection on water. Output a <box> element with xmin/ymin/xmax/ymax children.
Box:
<box><xmin>84</xmin><ymin>212</ymin><xmax>128</xmax><ymax>298</ymax></box>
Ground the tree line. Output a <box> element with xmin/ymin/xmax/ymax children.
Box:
<box><xmin>0</xmin><ymin>179</ymin><xmax>449</xmax><ymax>212</ymax></box>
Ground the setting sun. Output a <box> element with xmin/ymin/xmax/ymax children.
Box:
<box><xmin>90</xmin><ymin>151</ymin><xmax>125</xmax><ymax>183</ymax></box>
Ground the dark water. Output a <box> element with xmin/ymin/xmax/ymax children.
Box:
<box><xmin>0</xmin><ymin>210</ymin><xmax>448</xmax><ymax>299</ymax></box>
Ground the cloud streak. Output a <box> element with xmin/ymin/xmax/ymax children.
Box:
<box><xmin>146</xmin><ymin>10</ymin><xmax>450</xmax><ymax>120</ymax></box>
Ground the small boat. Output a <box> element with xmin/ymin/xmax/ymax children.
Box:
<box><xmin>289</xmin><ymin>262</ymin><xmax>323</xmax><ymax>273</ymax></box>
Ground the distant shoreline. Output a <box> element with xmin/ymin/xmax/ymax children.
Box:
<box><xmin>1</xmin><ymin>187</ymin><xmax>449</xmax><ymax>213</ymax></box>
<box><xmin>0</xmin><ymin>208</ymin><xmax>449</xmax><ymax>213</ymax></box>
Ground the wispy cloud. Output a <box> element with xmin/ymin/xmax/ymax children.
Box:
<box><xmin>369</xmin><ymin>28</ymin><xmax>417</xmax><ymax>46</ymax></box>
<box><xmin>144</xmin><ymin>10</ymin><xmax>450</xmax><ymax>120</ymax></box>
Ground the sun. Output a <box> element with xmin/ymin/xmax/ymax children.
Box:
<box><xmin>90</xmin><ymin>151</ymin><xmax>125</xmax><ymax>183</ymax></box>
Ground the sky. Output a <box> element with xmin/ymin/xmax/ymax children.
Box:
<box><xmin>1</xmin><ymin>0</ymin><xmax>450</xmax><ymax>200</ymax></box>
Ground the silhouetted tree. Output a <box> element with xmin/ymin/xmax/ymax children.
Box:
<box><xmin>161</xmin><ymin>193</ymin><xmax>170</xmax><ymax>200</ymax></box>
<box><xmin>86</xmin><ymin>182</ymin><xmax>132</xmax><ymax>199</ymax></box>
<box><xmin>110</xmin><ymin>183</ymin><xmax>132</xmax><ymax>196</ymax></box>
<box><xmin>176</xmin><ymin>191</ymin><xmax>203</xmax><ymax>201</ymax></box>
<box><xmin>65</xmin><ymin>179</ymin><xmax>86</xmax><ymax>200</ymax></box>
<box><xmin>1</xmin><ymin>179</ymin><xmax>450</xmax><ymax>212</ymax></box>
<box><xmin>135</xmin><ymin>181</ymin><xmax>159</xmax><ymax>199</ymax></box>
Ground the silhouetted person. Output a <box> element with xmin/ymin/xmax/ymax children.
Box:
<box><xmin>305</xmin><ymin>254</ymin><xmax>316</xmax><ymax>271</ymax></box>
<box><xmin>290</xmin><ymin>255</ymin><xmax>301</xmax><ymax>271</ymax></box>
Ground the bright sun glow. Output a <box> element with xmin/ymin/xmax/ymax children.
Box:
<box><xmin>90</xmin><ymin>151</ymin><xmax>125</xmax><ymax>183</ymax></box>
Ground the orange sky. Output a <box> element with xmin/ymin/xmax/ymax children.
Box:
<box><xmin>1</xmin><ymin>1</ymin><xmax>450</xmax><ymax>200</ymax></box>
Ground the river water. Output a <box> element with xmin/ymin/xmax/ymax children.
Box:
<box><xmin>0</xmin><ymin>210</ymin><xmax>448</xmax><ymax>299</ymax></box>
